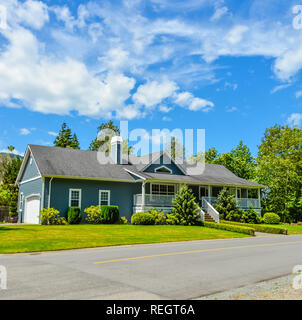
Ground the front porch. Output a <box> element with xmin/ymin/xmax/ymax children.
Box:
<box><xmin>133</xmin><ymin>183</ymin><xmax>262</xmax><ymax>214</ymax></box>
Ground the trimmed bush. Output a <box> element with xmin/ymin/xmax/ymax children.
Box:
<box><xmin>263</xmin><ymin>212</ymin><xmax>280</xmax><ymax>225</ymax></box>
<box><xmin>120</xmin><ymin>216</ymin><xmax>128</xmax><ymax>224</ymax></box>
<box><xmin>41</xmin><ymin>208</ymin><xmax>68</xmax><ymax>225</ymax></box>
<box><xmin>221</xmin><ymin>220</ymin><xmax>287</xmax><ymax>235</ymax></box>
<box><xmin>202</xmin><ymin>221</ymin><xmax>255</xmax><ymax>236</ymax></box>
<box><xmin>67</xmin><ymin>207</ymin><xmax>82</xmax><ymax>224</ymax></box>
<box><xmin>149</xmin><ymin>208</ymin><xmax>166</xmax><ymax>225</ymax></box>
<box><xmin>101</xmin><ymin>205</ymin><xmax>119</xmax><ymax>224</ymax></box>
<box><xmin>84</xmin><ymin>205</ymin><xmax>103</xmax><ymax>224</ymax></box>
<box><xmin>131</xmin><ymin>212</ymin><xmax>155</xmax><ymax>225</ymax></box>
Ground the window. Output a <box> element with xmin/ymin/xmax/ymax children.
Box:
<box><xmin>237</xmin><ymin>188</ymin><xmax>242</xmax><ymax>199</ymax></box>
<box><xmin>212</xmin><ymin>186</ymin><xmax>223</xmax><ymax>197</ymax></box>
<box><xmin>19</xmin><ymin>193</ymin><xmax>24</xmax><ymax>211</ymax></box>
<box><xmin>69</xmin><ymin>189</ymin><xmax>81</xmax><ymax>208</ymax></box>
<box><xmin>151</xmin><ymin>184</ymin><xmax>175</xmax><ymax>195</ymax></box>
<box><xmin>99</xmin><ymin>190</ymin><xmax>110</xmax><ymax>206</ymax></box>
<box><xmin>154</xmin><ymin>166</ymin><xmax>172</xmax><ymax>174</ymax></box>
<box><xmin>30</xmin><ymin>157</ymin><xmax>33</xmax><ymax>165</ymax></box>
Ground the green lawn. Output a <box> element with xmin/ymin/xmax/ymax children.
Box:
<box><xmin>273</xmin><ymin>224</ymin><xmax>302</xmax><ymax>235</ymax></box>
<box><xmin>0</xmin><ymin>224</ymin><xmax>249</xmax><ymax>254</ymax></box>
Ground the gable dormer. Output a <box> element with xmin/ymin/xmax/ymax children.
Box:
<box><xmin>142</xmin><ymin>153</ymin><xmax>186</xmax><ymax>175</ymax></box>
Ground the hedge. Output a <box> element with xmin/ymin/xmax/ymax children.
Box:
<box><xmin>221</xmin><ymin>220</ymin><xmax>287</xmax><ymax>235</ymax></box>
<box><xmin>67</xmin><ymin>207</ymin><xmax>81</xmax><ymax>224</ymax></box>
<box><xmin>101</xmin><ymin>205</ymin><xmax>120</xmax><ymax>224</ymax></box>
<box><xmin>202</xmin><ymin>221</ymin><xmax>255</xmax><ymax>236</ymax></box>
<box><xmin>131</xmin><ymin>212</ymin><xmax>155</xmax><ymax>225</ymax></box>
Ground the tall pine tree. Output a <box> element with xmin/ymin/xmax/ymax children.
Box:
<box><xmin>54</xmin><ymin>122</ymin><xmax>80</xmax><ymax>149</ymax></box>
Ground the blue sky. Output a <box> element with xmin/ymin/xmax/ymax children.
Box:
<box><xmin>0</xmin><ymin>0</ymin><xmax>302</xmax><ymax>157</ymax></box>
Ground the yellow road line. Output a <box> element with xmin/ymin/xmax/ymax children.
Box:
<box><xmin>94</xmin><ymin>240</ymin><xmax>302</xmax><ymax>264</ymax></box>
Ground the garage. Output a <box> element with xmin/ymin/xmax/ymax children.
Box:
<box><xmin>24</xmin><ymin>195</ymin><xmax>40</xmax><ymax>224</ymax></box>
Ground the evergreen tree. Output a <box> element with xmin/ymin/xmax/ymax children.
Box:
<box><xmin>214</xmin><ymin>188</ymin><xmax>240</xmax><ymax>221</ymax></box>
<box><xmin>89</xmin><ymin>120</ymin><xmax>133</xmax><ymax>154</ymax></box>
<box><xmin>172</xmin><ymin>186</ymin><xmax>200</xmax><ymax>225</ymax></box>
<box><xmin>164</xmin><ymin>137</ymin><xmax>185</xmax><ymax>161</ymax></box>
<box><xmin>54</xmin><ymin>122</ymin><xmax>80</xmax><ymax>149</ymax></box>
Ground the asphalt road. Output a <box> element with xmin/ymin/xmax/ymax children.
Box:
<box><xmin>1</xmin><ymin>234</ymin><xmax>302</xmax><ymax>300</ymax></box>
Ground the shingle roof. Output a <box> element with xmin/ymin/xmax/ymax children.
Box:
<box><xmin>25</xmin><ymin>145</ymin><xmax>264</xmax><ymax>187</ymax></box>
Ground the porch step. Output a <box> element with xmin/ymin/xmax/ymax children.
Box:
<box><xmin>204</xmin><ymin>213</ymin><xmax>216</xmax><ymax>223</ymax></box>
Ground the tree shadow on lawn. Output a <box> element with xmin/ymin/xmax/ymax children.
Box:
<box><xmin>0</xmin><ymin>226</ymin><xmax>34</xmax><ymax>232</ymax></box>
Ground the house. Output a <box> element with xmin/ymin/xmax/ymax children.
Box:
<box><xmin>16</xmin><ymin>137</ymin><xmax>264</xmax><ymax>224</ymax></box>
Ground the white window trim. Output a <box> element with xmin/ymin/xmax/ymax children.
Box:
<box><xmin>154</xmin><ymin>165</ymin><xmax>173</xmax><ymax>174</ymax></box>
<box><xmin>19</xmin><ymin>192</ymin><xmax>24</xmax><ymax>212</ymax></box>
<box><xmin>99</xmin><ymin>190</ymin><xmax>111</xmax><ymax>206</ymax></box>
<box><xmin>150</xmin><ymin>183</ymin><xmax>175</xmax><ymax>195</ymax></box>
<box><xmin>69</xmin><ymin>189</ymin><xmax>82</xmax><ymax>208</ymax></box>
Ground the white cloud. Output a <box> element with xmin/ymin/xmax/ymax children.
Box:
<box><xmin>159</xmin><ymin>105</ymin><xmax>172</xmax><ymax>113</ymax></box>
<box><xmin>226</xmin><ymin>106</ymin><xmax>238</xmax><ymax>113</ymax></box>
<box><xmin>0</xmin><ymin>148</ymin><xmax>24</xmax><ymax>156</ymax></box>
<box><xmin>270</xmin><ymin>83</ymin><xmax>291</xmax><ymax>94</ymax></box>
<box><xmin>4</xmin><ymin>0</ymin><xmax>49</xmax><ymax>30</ymax></box>
<box><xmin>225</xmin><ymin>25</ymin><xmax>249</xmax><ymax>44</ymax></box>
<box><xmin>296</xmin><ymin>90</ymin><xmax>302</xmax><ymax>98</ymax></box>
<box><xmin>174</xmin><ymin>91</ymin><xmax>214</xmax><ymax>112</ymax></box>
<box><xmin>162</xmin><ymin>116</ymin><xmax>172</xmax><ymax>121</ymax></box>
<box><xmin>210</xmin><ymin>6</ymin><xmax>228</xmax><ymax>21</ymax></box>
<box><xmin>16</xmin><ymin>0</ymin><xmax>49</xmax><ymax>29</ymax></box>
<box><xmin>287</xmin><ymin>113</ymin><xmax>302</xmax><ymax>127</ymax></box>
<box><xmin>20</xmin><ymin>128</ymin><xmax>30</xmax><ymax>135</ymax></box>
<box><xmin>133</xmin><ymin>80</ymin><xmax>178</xmax><ymax>108</ymax></box>
<box><xmin>48</xmin><ymin>131</ymin><xmax>57</xmax><ymax>137</ymax></box>
<box><xmin>0</xmin><ymin>28</ymin><xmax>137</xmax><ymax>119</ymax></box>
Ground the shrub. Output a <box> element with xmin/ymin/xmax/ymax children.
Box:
<box><xmin>202</xmin><ymin>221</ymin><xmax>255</xmax><ymax>236</ymax></box>
<box><xmin>214</xmin><ymin>188</ymin><xmax>240</xmax><ymax>221</ymax></box>
<box><xmin>240</xmin><ymin>207</ymin><xmax>261</xmax><ymax>224</ymax></box>
<box><xmin>263</xmin><ymin>212</ymin><xmax>281</xmax><ymax>225</ymax></box>
<box><xmin>120</xmin><ymin>216</ymin><xmax>128</xmax><ymax>224</ymax></box>
<box><xmin>84</xmin><ymin>205</ymin><xmax>103</xmax><ymax>224</ymax></box>
<box><xmin>101</xmin><ymin>205</ymin><xmax>120</xmax><ymax>224</ymax></box>
<box><xmin>41</xmin><ymin>208</ymin><xmax>68</xmax><ymax>225</ymax></box>
<box><xmin>67</xmin><ymin>207</ymin><xmax>82</xmax><ymax>224</ymax></box>
<box><xmin>172</xmin><ymin>186</ymin><xmax>200</xmax><ymax>226</ymax></box>
<box><xmin>131</xmin><ymin>212</ymin><xmax>155</xmax><ymax>225</ymax></box>
<box><xmin>149</xmin><ymin>208</ymin><xmax>166</xmax><ymax>225</ymax></box>
<box><xmin>221</xmin><ymin>220</ymin><xmax>287</xmax><ymax>235</ymax></box>
<box><xmin>9</xmin><ymin>192</ymin><xmax>18</xmax><ymax>217</ymax></box>
<box><xmin>165</xmin><ymin>213</ymin><xmax>179</xmax><ymax>225</ymax></box>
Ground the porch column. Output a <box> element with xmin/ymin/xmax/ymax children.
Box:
<box><xmin>258</xmin><ymin>188</ymin><xmax>261</xmax><ymax>208</ymax></box>
<box><xmin>141</xmin><ymin>181</ymin><xmax>146</xmax><ymax>212</ymax></box>
<box><xmin>208</xmin><ymin>185</ymin><xmax>211</xmax><ymax>199</ymax></box>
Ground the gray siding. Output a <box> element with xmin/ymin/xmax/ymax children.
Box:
<box><xmin>45</xmin><ymin>178</ymin><xmax>142</xmax><ymax>221</ymax></box>
<box><xmin>20</xmin><ymin>154</ymin><xmax>40</xmax><ymax>181</ymax></box>
<box><xmin>18</xmin><ymin>178</ymin><xmax>43</xmax><ymax>222</ymax></box>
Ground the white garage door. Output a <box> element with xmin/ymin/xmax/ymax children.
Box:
<box><xmin>24</xmin><ymin>195</ymin><xmax>40</xmax><ymax>224</ymax></box>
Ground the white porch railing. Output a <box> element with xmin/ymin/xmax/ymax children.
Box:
<box><xmin>134</xmin><ymin>194</ymin><xmax>175</xmax><ymax>207</ymax></box>
<box><xmin>202</xmin><ymin>197</ymin><xmax>261</xmax><ymax>209</ymax></box>
<box><xmin>202</xmin><ymin>199</ymin><xmax>220</xmax><ymax>223</ymax></box>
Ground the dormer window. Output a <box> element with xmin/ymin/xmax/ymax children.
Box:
<box><xmin>154</xmin><ymin>165</ymin><xmax>172</xmax><ymax>174</ymax></box>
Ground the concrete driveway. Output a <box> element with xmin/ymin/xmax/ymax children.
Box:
<box><xmin>1</xmin><ymin>234</ymin><xmax>302</xmax><ymax>300</ymax></box>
